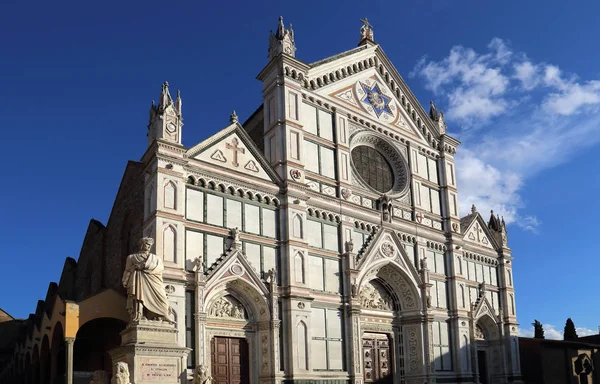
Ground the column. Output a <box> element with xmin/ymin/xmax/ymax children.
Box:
<box><xmin>64</xmin><ymin>338</ymin><xmax>74</xmax><ymax>384</ymax></box>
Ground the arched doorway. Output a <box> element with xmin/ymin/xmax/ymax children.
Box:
<box><xmin>50</xmin><ymin>322</ymin><xmax>65</xmax><ymax>384</ymax></box>
<box><xmin>202</xmin><ymin>277</ymin><xmax>272</xmax><ymax>384</ymax></box>
<box><xmin>73</xmin><ymin>318</ymin><xmax>126</xmax><ymax>379</ymax></box>
<box><xmin>474</xmin><ymin>315</ymin><xmax>503</xmax><ymax>384</ymax></box>
<box><xmin>356</xmin><ymin>262</ymin><xmax>423</xmax><ymax>384</ymax></box>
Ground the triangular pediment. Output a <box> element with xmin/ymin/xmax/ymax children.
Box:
<box><xmin>463</xmin><ymin>215</ymin><xmax>497</xmax><ymax>250</ymax></box>
<box><xmin>204</xmin><ymin>246</ymin><xmax>271</xmax><ymax>298</ymax></box>
<box><xmin>356</xmin><ymin>229</ymin><xmax>422</xmax><ymax>287</ymax></box>
<box><xmin>306</xmin><ymin>45</ymin><xmax>449</xmax><ymax>148</ymax></box>
<box><xmin>186</xmin><ymin>123</ymin><xmax>280</xmax><ymax>184</ymax></box>
<box><xmin>472</xmin><ymin>294</ymin><xmax>498</xmax><ymax>322</ymax></box>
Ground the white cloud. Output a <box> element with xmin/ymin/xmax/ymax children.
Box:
<box><xmin>411</xmin><ymin>38</ymin><xmax>600</xmax><ymax>232</ymax></box>
<box><xmin>513</xmin><ymin>61</ymin><xmax>539</xmax><ymax>90</ymax></box>
<box><xmin>518</xmin><ymin>324</ymin><xmax>598</xmax><ymax>340</ymax></box>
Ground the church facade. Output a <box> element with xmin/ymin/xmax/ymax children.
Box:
<box><xmin>1</xmin><ymin>18</ymin><xmax>522</xmax><ymax>384</ymax></box>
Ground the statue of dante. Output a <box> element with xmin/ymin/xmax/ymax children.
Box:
<box><xmin>122</xmin><ymin>237</ymin><xmax>171</xmax><ymax>322</ymax></box>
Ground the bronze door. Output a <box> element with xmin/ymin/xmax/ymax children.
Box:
<box><xmin>363</xmin><ymin>333</ymin><xmax>392</xmax><ymax>383</ymax></box>
<box><xmin>211</xmin><ymin>337</ymin><xmax>249</xmax><ymax>384</ymax></box>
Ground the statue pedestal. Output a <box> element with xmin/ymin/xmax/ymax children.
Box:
<box><xmin>110</xmin><ymin>320</ymin><xmax>190</xmax><ymax>383</ymax></box>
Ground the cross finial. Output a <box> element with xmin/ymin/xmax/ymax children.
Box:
<box><xmin>471</xmin><ymin>204</ymin><xmax>477</xmax><ymax>214</ymax></box>
<box><xmin>230</xmin><ymin>110</ymin><xmax>238</xmax><ymax>124</ymax></box>
<box><xmin>360</xmin><ymin>17</ymin><xmax>372</xmax><ymax>29</ymax></box>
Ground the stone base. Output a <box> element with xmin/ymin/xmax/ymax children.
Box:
<box><xmin>110</xmin><ymin>320</ymin><xmax>190</xmax><ymax>384</ymax></box>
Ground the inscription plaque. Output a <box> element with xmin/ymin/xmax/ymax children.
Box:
<box><xmin>140</xmin><ymin>358</ymin><xmax>178</xmax><ymax>381</ymax></box>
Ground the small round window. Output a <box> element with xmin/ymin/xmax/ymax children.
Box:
<box><xmin>351</xmin><ymin>146</ymin><xmax>394</xmax><ymax>193</ymax></box>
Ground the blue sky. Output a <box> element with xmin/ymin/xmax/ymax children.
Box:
<box><xmin>2</xmin><ymin>0</ymin><xmax>599</xmax><ymax>338</ymax></box>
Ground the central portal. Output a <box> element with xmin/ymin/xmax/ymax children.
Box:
<box><xmin>211</xmin><ymin>337</ymin><xmax>249</xmax><ymax>384</ymax></box>
<box><xmin>363</xmin><ymin>333</ymin><xmax>393</xmax><ymax>383</ymax></box>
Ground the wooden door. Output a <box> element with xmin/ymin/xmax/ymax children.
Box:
<box><xmin>211</xmin><ymin>337</ymin><xmax>249</xmax><ymax>384</ymax></box>
<box><xmin>363</xmin><ymin>333</ymin><xmax>392</xmax><ymax>383</ymax></box>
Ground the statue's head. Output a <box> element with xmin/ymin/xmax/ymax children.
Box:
<box><xmin>139</xmin><ymin>237</ymin><xmax>154</xmax><ymax>252</ymax></box>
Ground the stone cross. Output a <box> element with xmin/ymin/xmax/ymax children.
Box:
<box><xmin>225</xmin><ymin>138</ymin><xmax>245</xmax><ymax>167</ymax></box>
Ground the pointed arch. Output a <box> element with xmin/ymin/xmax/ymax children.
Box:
<box><xmin>204</xmin><ymin>277</ymin><xmax>270</xmax><ymax>323</ymax></box>
<box><xmin>296</xmin><ymin>321</ymin><xmax>308</xmax><ymax>370</ymax></box>
<box><xmin>357</xmin><ymin>262</ymin><xmax>421</xmax><ymax>312</ymax></box>
<box><xmin>294</xmin><ymin>252</ymin><xmax>305</xmax><ymax>284</ymax></box>
<box><xmin>292</xmin><ymin>214</ymin><xmax>303</xmax><ymax>238</ymax></box>
<box><xmin>162</xmin><ymin>225</ymin><xmax>176</xmax><ymax>263</ymax></box>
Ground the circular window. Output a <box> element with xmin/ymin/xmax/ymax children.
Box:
<box><xmin>349</xmin><ymin>132</ymin><xmax>409</xmax><ymax>197</ymax></box>
<box><xmin>351</xmin><ymin>146</ymin><xmax>394</xmax><ymax>193</ymax></box>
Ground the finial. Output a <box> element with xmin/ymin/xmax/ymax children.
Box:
<box><xmin>429</xmin><ymin>100</ymin><xmax>440</xmax><ymax>121</ymax></box>
<box><xmin>230</xmin><ymin>110</ymin><xmax>238</xmax><ymax>124</ymax></box>
<box><xmin>176</xmin><ymin>90</ymin><xmax>181</xmax><ymax>98</ymax></box>
<box><xmin>268</xmin><ymin>16</ymin><xmax>296</xmax><ymax>59</ymax></box>
<box><xmin>471</xmin><ymin>204</ymin><xmax>477</xmax><ymax>214</ymax></box>
<box><xmin>491</xmin><ymin>210</ymin><xmax>494</xmax><ymax>215</ymax></box>
<box><xmin>359</xmin><ymin>17</ymin><xmax>374</xmax><ymax>43</ymax></box>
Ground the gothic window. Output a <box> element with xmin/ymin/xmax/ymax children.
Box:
<box><xmin>164</xmin><ymin>181</ymin><xmax>176</xmax><ymax>210</ymax></box>
<box><xmin>292</xmin><ymin>214</ymin><xmax>303</xmax><ymax>238</ymax></box>
<box><xmin>296</xmin><ymin>321</ymin><xmax>308</xmax><ymax>370</ymax></box>
<box><xmin>432</xmin><ymin>321</ymin><xmax>452</xmax><ymax>371</ymax></box>
<box><xmin>294</xmin><ymin>253</ymin><xmax>305</xmax><ymax>283</ymax></box>
<box><xmin>351</xmin><ymin>145</ymin><xmax>394</xmax><ymax>193</ymax></box>
<box><xmin>310</xmin><ymin>308</ymin><xmax>344</xmax><ymax>370</ymax></box>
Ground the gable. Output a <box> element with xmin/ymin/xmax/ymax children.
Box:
<box><xmin>187</xmin><ymin>125</ymin><xmax>278</xmax><ymax>183</ymax></box>
<box><xmin>316</xmin><ymin>70</ymin><xmax>427</xmax><ymax>142</ymax></box>
<box><xmin>463</xmin><ymin>217</ymin><xmax>495</xmax><ymax>250</ymax></box>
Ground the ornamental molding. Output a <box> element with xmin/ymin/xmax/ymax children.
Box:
<box><xmin>184</xmin><ymin>174</ymin><xmax>280</xmax><ymax>207</ymax></box>
<box><xmin>463</xmin><ymin>251</ymin><xmax>499</xmax><ymax>266</ymax></box>
<box><xmin>349</xmin><ymin>131</ymin><xmax>410</xmax><ymax>198</ymax></box>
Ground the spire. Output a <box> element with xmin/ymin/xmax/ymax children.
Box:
<box><xmin>471</xmin><ymin>204</ymin><xmax>477</xmax><ymax>214</ymax></box>
<box><xmin>429</xmin><ymin>101</ymin><xmax>440</xmax><ymax>121</ymax></box>
<box><xmin>230</xmin><ymin>110</ymin><xmax>238</xmax><ymax>124</ymax></box>
<box><xmin>488</xmin><ymin>210</ymin><xmax>502</xmax><ymax>232</ymax></box>
<box><xmin>359</xmin><ymin>17</ymin><xmax>375</xmax><ymax>45</ymax></box>
<box><xmin>159</xmin><ymin>81</ymin><xmax>173</xmax><ymax>111</ymax></box>
<box><xmin>175</xmin><ymin>90</ymin><xmax>182</xmax><ymax>115</ymax></box>
<box><xmin>430</xmin><ymin>100</ymin><xmax>447</xmax><ymax>134</ymax></box>
<box><xmin>268</xmin><ymin>16</ymin><xmax>296</xmax><ymax>59</ymax></box>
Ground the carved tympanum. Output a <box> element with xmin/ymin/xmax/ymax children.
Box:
<box><xmin>209</xmin><ymin>295</ymin><xmax>246</xmax><ymax>320</ymax></box>
<box><xmin>360</xmin><ymin>280</ymin><xmax>393</xmax><ymax>310</ymax></box>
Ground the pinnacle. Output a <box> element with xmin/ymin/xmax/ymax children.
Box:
<box><xmin>230</xmin><ymin>110</ymin><xmax>239</xmax><ymax>124</ymax></box>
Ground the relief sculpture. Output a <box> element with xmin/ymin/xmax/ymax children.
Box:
<box><xmin>209</xmin><ymin>296</ymin><xmax>246</xmax><ymax>319</ymax></box>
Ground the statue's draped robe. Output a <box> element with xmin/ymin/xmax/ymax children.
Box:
<box><xmin>123</xmin><ymin>252</ymin><xmax>170</xmax><ymax>318</ymax></box>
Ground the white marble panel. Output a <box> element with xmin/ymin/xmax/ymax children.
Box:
<box><xmin>320</xmin><ymin>146</ymin><xmax>335</xmax><ymax>179</ymax></box>
<box><xmin>306</xmin><ymin>220</ymin><xmax>322</xmax><ymax>248</ymax></box>
<box><xmin>206</xmin><ymin>194</ymin><xmax>223</xmax><ymax>226</ymax></box>
<box><xmin>185</xmin><ymin>189</ymin><xmax>204</xmax><ymax>222</ymax></box>
<box><xmin>226</xmin><ymin>200</ymin><xmax>242</xmax><ymax>230</ymax></box>
<box><xmin>245</xmin><ymin>242</ymin><xmax>261</xmax><ymax>272</ymax></box>
<box><xmin>304</xmin><ymin>141</ymin><xmax>319</xmax><ymax>173</ymax></box>
<box><xmin>430</xmin><ymin>189</ymin><xmax>440</xmax><ymax>215</ymax></box>
<box><xmin>185</xmin><ymin>230</ymin><xmax>203</xmax><ymax>267</ymax></box>
<box><xmin>328</xmin><ymin>340</ymin><xmax>344</xmax><ymax>370</ymax></box>
<box><xmin>318</xmin><ymin>110</ymin><xmax>333</xmax><ymax>141</ymax></box>
<box><xmin>420</xmin><ymin>186</ymin><xmax>431</xmax><ymax>211</ymax></box>
<box><xmin>262</xmin><ymin>209</ymin><xmax>277</xmax><ymax>238</ymax></box>
<box><xmin>263</xmin><ymin>247</ymin><xmax>276</xmax><ymax>273</ymax></box>
<box><xmin>289</xmin><ymin>130</ymin><xmax>299</xmax><ymax>160</ymax></box>
<box><xmin>427</xmin><ymin>158</ymin><xmax>438</xmax><ymax>184</ymax></box>
<box><xmin>311</xmin><ymin>339</ymin><xmax>327</xmax><ymax>369</ymax></box>
<box><xmin>164</xmin><ymin>181</ymin><xmax>176</xmax><ymax>210</ymax></box>
<box><xmin>308</xmin><ymin>256</ymin><xmax>324</xmax><ymax>290</ymax></box>
<box><xmin>324</xmin><ymin>259</ymin><xmax>340</xmax><ymax>293</ymax></box>
<box><xmin>244</xmin><ymin>204</ymin><xmax>260</xmax><ymax>234</ymax></box>
<box><xmin>437</xmin><ymin>280</ymin><xmax>447</xmax><ymax>309</ymax></box>
<box><xmin>417</xmin><ymin>153</ymin><xmax>428</xmax><ymax>179</ymax></box>
<box><xmin>310</xmin><ymin>308</ymin><xmax>326</xmax><ymax>337</ymax></box>
<box><xmin>206</xmin><ymin>235</ymin><xmax>223</xmax><ymax>266</ymax></box>
<box><xmin>163</xmin><ymin>225</ymin><xmax>176</xmax><ymax>263</ymax></box>
<box><xmin>491</xmin><ymin>267</ymin><xmax>498</xmax><ymax>286</ymax></box>
<box><xmin>435</xmin><ymin>252</ymin><xmax>445</xmax><ymax>275</ymax></box>
<box><xmin>302</xmin><ymin>103</ymin><xmax>318</xmax><ymax>136</ymax></box>
<box><xmin>322</xmin><ymin>223</ymin><xmax>338</xmax><ymax>252</ymax></box>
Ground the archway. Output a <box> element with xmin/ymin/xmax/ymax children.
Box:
<box><xmin>73</xmin><ymin>318</ymin><xmax>126</xmax><ymax>378</ymax></box>
<box><xmin>356</xmin><ymin>262</ymin><xmax>422</xmax><ymax>384</ymax></box>
<box><xmin>50</xmin><ymin>322</ymin><xmax>65</xmax><ymax>384</ymax></box>
<box><xmin>203</xmin><ymin>277</ymin><xmax>272</xmax><ymax>384</ymax></box>
<box><xmin>474</xmin><ymin>314</ymin><xmax>503</xmax><ymax>384</ymax></box>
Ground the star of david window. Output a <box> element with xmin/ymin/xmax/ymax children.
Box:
<box><xmin>351</xmin><ymin>146</ymin><xmax>394</xmax><ymax>193</ymax></box>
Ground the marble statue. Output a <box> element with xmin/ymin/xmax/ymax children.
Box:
<box><xmin>111</xmin><ymin>362</ymin><xmax>131</xmax><ymax>384</ymax></box>
<box><xmin>122</xmin><ymin>237</ymin><xmax>171</xmax><ymax>322</ymax></box>
<box><xmin>193</xmin><ymin>364</ymin><xmax>212</xmax><ymax>384</ymax></box>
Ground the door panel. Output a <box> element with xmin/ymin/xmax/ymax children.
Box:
<box><xmin>211</xmin><ymin>337</ymin><xmax>249</xmax><ymax>384</ymax></box>
<box><xmin>363</xmin><ymin>333</ymin><xmax>393</xmax><ymax>383</ymax></box>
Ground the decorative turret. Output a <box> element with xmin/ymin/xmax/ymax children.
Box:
<box><xmin>488</xmin><ymin>210</ymin><xmax>509</xmax><ymax>247</ymax></box>
<box><xmin>147</xmin><ymin>81</ymin><xmax>183</xmax><ymax>146</ymax></box>
<box><xmin>488</xmin><ymin>210</ymin><xmax>501</xmax><ymax>232</ymax></box>
<box><xmin>429</xmin><ymin>100</ymin><xmax>447</xmax><ymax>134</ymax></box>
<box><xmin>358</xmin><ymin>17</ymin><xmax>375</xmax><ymax>46</ymax></box>
<box><xmin>268</xmin><ymin>16</ymin><xmax>296</xmax><ymax>59</ymax></box>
